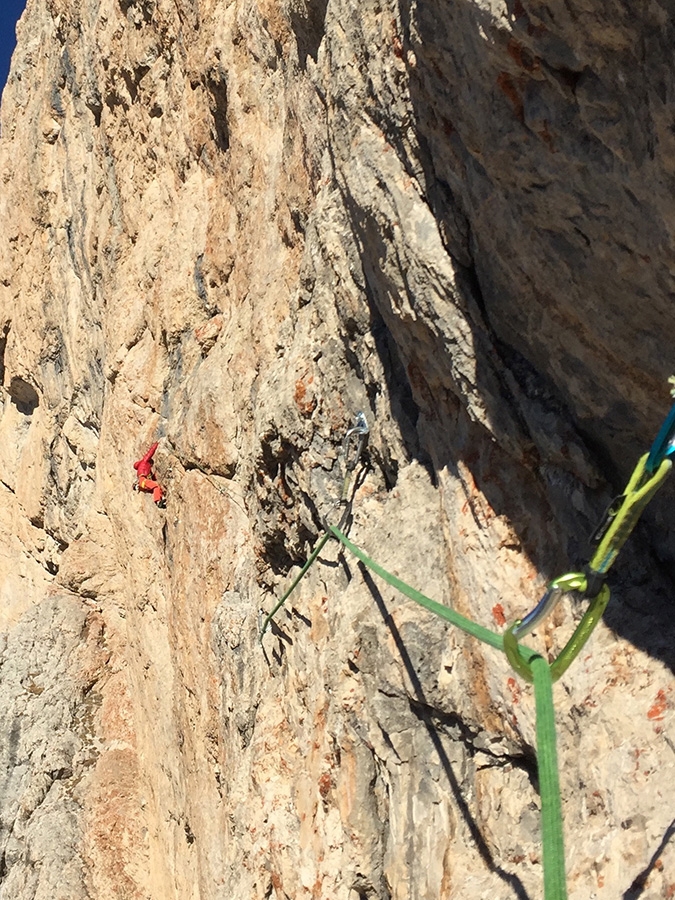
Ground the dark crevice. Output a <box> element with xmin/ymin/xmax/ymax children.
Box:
<box><xmin>290</xmin><ymin>0</ymin><xmax>329</xmax><ymax>69</ymax></box>
<box><xmin>253</xmin><ymin>428</ymin><xmax>370</xmax><ymax>576</ymax></box>
<box><xmin>376</xmin><ymin>724</ymin><xmax>402</xmax><ymax>763</ymax></box>
<box><xmin>104</xmin><ymin>89</ymin><xmax>129</xmax><ymax>113</ymax></box>
<box><xmin>8</xmin><ymin>377</ymin><xmax>39</xmax><ymax>416</ymax></box>
<box><xmin>193</xmin><ymin>254</ymin><xmax>208</xmax><ymax>304</ymax></box>
<box><xmin>0</xmin><ymin>322</ymin><xmax>9</xmax><ymax>387</ymax></box>
<box><xmin>454</xmin><ymin>247</ymin><xmax>491</xmax><ymax>331</ymax></box>
<box><xmin>181</xmin><ymin>458</ymin><xmax>237</xmax><ymax>480</ymax></box>
<box><xmin>349</xmin><ymin>872</ymin><xmax>390</xmax><ymax>900</ymax></box>
<box><xmin>259</xmin><ymin>522</ymin><xmax>316</xmax><ymax>576</ymax></box>
<box><xmin>204</xmin><ymin>67</ymin><xmax>229</xmax><ymax>152</ymax></box>
<box><xmin>85</xmin><ymin>91</ymin><xmax>103</xmax><ymax>126</ymax></box>
<box><xmin>121</xmin><ymin>70</ymin><xmax>139</xmax><ymax>103</ymax></box>
<box><xmin>46</xmin><ymin>531</ymin><xmax>69</xmax><ymax>554</ymax></box>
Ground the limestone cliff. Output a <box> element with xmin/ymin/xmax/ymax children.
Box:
<box><xmin>0</xmin><ymin>0</ymin><xmax>674</xmax><ymax>898</ymax></box>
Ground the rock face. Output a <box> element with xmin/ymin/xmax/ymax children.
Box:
<box><xmin>1</xmin><ymin>0</ymin><xmax>674</xmax><ymax>897</ymax></box>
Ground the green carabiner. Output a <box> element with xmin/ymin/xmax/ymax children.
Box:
<box><xmin>589</xmin><ymin>455</ymin><xmax>671</xmax><ymax>575</ymax></box>
<box><xmin>505</xmin><ymin>573</ymin><xmax>611</xmax><ymax>683</ymax></box>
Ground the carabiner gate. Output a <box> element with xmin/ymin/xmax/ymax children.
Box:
<box><xmin>511</xmin><ymin>572</ymin><xmax>587</xmax><ymax>640</ymax></box>
<box><xmin>342</xmin><ymin>411</ymin><xmax>369</xmax><ymax>472</ymax></box>
<box><xmin>505</xmin><ymin>572</ymin><xmax>610</xmax><ymax>683</ymax></box>
<box><xmin>324</xmin><ymin>412</ymin><xmax>371</xmax><ymax>529</ymax></box>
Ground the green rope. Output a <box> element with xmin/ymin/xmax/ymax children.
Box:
<box><xmin>259</xmin><ymin>532</ymin><xmax>332</xmax><ymax>640</ymax></box>
<box><xmin>261</xmin><ymin>523</ymin><xmax>535</xmax><ymax>657</ymax></box>
<box><xmin>330</xmin><ymin>526</ymin><xmax>507</xmax><ymax>652</ymax></box>
<box><xmin>258</xmin><ymin>396</ymin><xmax>675</xmax><ymax>900</ymax></box>
<box><xmin>328</xmin><ymin>525</ymin><xmax>566</xmax><ymax>900</ymax></box>
<box><xmin>263</xmin><ymin>524</ymin><xmax>566</xmax><ymax>899</ymax></box>
<box><xmin>532</xmin><ymin>656</ymin><xmax>567</xmax><ymax>900</ymax></box>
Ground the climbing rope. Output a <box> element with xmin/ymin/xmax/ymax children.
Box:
<box><xmin>259</xmin><ymin>412</ymin><xmax>369</xmax><ymax>640</ymax></box>
<box><xmin>259</xmin><ymin>533</ymin><xmax>332</xmax><ymax>640</ymax></box>
<box><xmin>532</xmin><ymin>657</ymin><xmax>565</xmax><ymax>900</ymax></box>
<box><xmin>326</xmin><ymin>523</ymin><xmax>566</xmax><ymax>899</ymax></box>
<box><xmin>260</xmin><ymin>391</ymin><xmax>675</xmax><ymax>900</ymax></box>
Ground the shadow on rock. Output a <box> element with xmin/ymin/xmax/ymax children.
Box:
<box><xmin>339</xmin><ymin>0</ymin><xmax>675</xmax><ymax>674</ymax></box>
<box><xmin>359</xmin><ymin>563</ymin><xmax>534</xmax><ymax>900</ymax></box>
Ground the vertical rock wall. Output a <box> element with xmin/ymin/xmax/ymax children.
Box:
<box><xmin>0</xmin><ymin>0</ymin><xmax>674</xmax><ymax>898</ymax></box>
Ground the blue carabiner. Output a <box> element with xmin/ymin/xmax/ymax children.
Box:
<box><xmin>645</xmin><ymin>401</ymin><xmax>675</xmax><ymax>474</ymax></box>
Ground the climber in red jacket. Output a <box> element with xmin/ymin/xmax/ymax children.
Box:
<box><xmin>133</xmin><ymin>441</ymin><xmax>166</xmax><ymax>508</ymax></box>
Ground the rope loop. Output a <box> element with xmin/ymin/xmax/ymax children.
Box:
<box><xmin>505</xmin><ymin>573</ymin><xmax>611</xmax><ymax>684</ymax></box>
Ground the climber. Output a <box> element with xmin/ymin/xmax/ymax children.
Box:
<box><xmin>133</xmin><ymin>441</ymin><xmax>166</xmax><ymax>508</ymax></box>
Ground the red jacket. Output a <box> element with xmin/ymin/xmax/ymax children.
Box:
<box><xmin>133</xmin><ymin>442</ymin><xmax>158</xmax><ymax>477</ymax></box>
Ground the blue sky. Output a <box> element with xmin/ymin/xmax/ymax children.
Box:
<box><xmin>1</xmin><ymin>1</ymin><xmax>27</xmax><ymax>99</ymax></box>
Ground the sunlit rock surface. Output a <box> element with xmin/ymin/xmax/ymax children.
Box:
<box><xmin>0</xmin><ymin>0</ymin><xmax>674</xmax><ymax>897</ymax></box>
